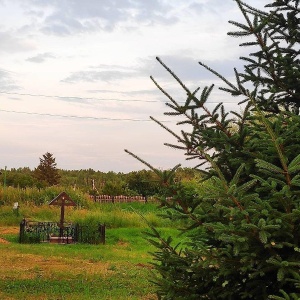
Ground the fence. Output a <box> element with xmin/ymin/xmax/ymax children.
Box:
<box><xmin>73</xmin><ymin>223</ymin><xmax>105</xmax><ymax>244</ymax></box>
<box><xmin>90</xmin><ymin>195</ymin><xmax>155</xmax><ymax>203</ymax></box>
<box><xmin>19</xmin><ymin>219</ymin><xmax>105</xmax><ymax>244</ymax></box>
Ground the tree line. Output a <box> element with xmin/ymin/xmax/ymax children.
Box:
<box><xmin>0</xmin><ymin>152</ymin><xmax>200</xmax><ymax>197</ymax></box>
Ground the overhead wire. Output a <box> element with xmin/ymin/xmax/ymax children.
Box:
<box><xmin>0</xmin><ymin>109</ymin><xmax>155</xmax><ymax>122</ymax></box>
<box><xmin>0</xmin><ymin>90</ymin><xmax>240</xmax><ymax>122</ymax></box>
<box><xmin>0</xmin><ymin>91</ymin><xmax>240</xmax><ymax>104</ymax></box>
<box><xmin>0</xmin><ymin>91</ymin><xmax>161</xmax><ymax>103</ymax></box>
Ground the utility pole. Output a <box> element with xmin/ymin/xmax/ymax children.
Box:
<box><xmin>3</xmin><ymin>166</ymin><xmax>7</xmax><ymax>188</ymax></box>
<box><xmin>1</xmin><ymin>166</ymin><xmax>7</xmax><ymax>203</ymax></box>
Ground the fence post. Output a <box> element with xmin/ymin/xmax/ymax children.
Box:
<box><xmin>99</xmin><ymin>224</ymin><xmax>106</xmax><ymax>244</ymax></box>
<box><xmin>73</xmin><ymin>223</ymin><xmax>79</xmax><ymax>243</ymax></box>
<box><xmin>19</xmin><ymin>218</ymin><xmax>26</xmax><ymax>243</ymax></box>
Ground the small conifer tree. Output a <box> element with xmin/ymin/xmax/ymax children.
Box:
<box><xmin>126</xmin><ymin>0</ymin><xmax>300</xmax><ymax>298</ymax></box>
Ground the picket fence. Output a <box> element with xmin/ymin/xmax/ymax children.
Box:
<box><xmin>89</xmin><ymin>195</ymin><xmax>153</xmax><ymax>203</ymax></box>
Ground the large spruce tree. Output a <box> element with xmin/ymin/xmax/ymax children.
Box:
<box><xmin>34</xmin><ymin>152</ymin><xmax>60</xmax><ymax>186</ymax></box>
<box><xmin>126</xmin><ymin>0</ymin><xmax>300</xmax><ymax>299</ymax></box>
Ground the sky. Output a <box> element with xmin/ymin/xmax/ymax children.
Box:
<box><xmin>0</xmin><ymin>0</ymin><xmax>269</xmax><ymax>173</ymax></box>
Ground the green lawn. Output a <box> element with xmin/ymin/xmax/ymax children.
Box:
<box><xmin>0</xmin><ymin>226</ymin><xmax>180</xmax><ymax>300</ymax></box>
<box><xmin>0</xmin><ymin>202</ymin><xmax>185</xmax><ymax>299</ymax></box>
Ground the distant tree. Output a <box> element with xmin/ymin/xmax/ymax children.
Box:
<box><xmin>34</xmin><ymin>152</ymin><xmax>60</xmax><ymax>186</ymax></box>
<box><xmin>2</xmin><ymin>168</ymin><xmax>36</xmax><ymax>188</ymax></box>
<box><xmin>127</xmin><ymin>170</ymin><xmax>162</xmax><ymax>197</ymax></box>
<box><xmin>102</xmin><ymin>180</ymin><xmax>125</xmax><ymax>196</ymax></box>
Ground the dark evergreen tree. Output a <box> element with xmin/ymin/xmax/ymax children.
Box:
<box><xmin>126</xmin><ymin>0</ymin><xmax>300</xmax><ymax>299</ymax></box>
<box><xmin>34</xmin><ymin>152</ymin><xmax>60</xmax><ymax>186</ymax></box>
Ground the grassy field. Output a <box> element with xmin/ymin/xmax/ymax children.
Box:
<box><xmin>0</xmin><ymin>203</ymin><xmax>183</xmax><ymax>300</ymax></box>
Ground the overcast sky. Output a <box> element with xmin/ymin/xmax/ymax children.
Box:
<box><xmin>0</xmin><ymin>0</ymin><xmax>269</xmax><ymax>173</ymax></box>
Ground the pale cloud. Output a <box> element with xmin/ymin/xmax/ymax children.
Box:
<box><xmin>86</xmin><ymin>88</ymin><xmax>161</xmax><ymax>98</ymax></box>
<box><xmin>0</xmin><ymin>31</ymin><xmax>35</xmax><ymax>53</ymax></box>
<box><xmin>20</xmin><ymin>0</ymin><xmax>177</xmax><ymax>35</ymax></box>
<box><xmin>62</xmin><ymin>62</ymin><xmax>142</xmax><ymax>83</ymax></box>
<box><xmin>0</xmin><ymin>69</ymin><xmax>20</xmax><ymax>91</ymax></box>
<box><xmin>62</xmin><ymin>55</ymin><xmax>235</xmax><ymax>84</ymax></box>
<box><xmin>26</xmin><ymin>52</ymin><xmax>56</xmax><ymax>63</ymax></box>
<box><xmin>140</xmin><ymin>55</ymin><xmax>246</xmax><ymax>84</ymax></box>
<box><xmin>63</xmin><ymin>69</ymin><xmax>137</xmax><ymax>83</ymax></box>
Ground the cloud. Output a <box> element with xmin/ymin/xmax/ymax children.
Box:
<box><xmin>121</xmin><ymin>89</ymin><xmax>162</xmax><ymax>97</ymax></box>
<box><xmin>140</xmin><ymin>55</ymin><xmax>245</xmax><ymax>82</ymax></box>
<box><xmin>26</xmin><ymin>52</ymin><xmax>56</xmax><ymax>63</ymax></box>
<box><xmin>62</xmin><ymin>53</ymin><xmax>246</xmax><ymax>87</ymax></box>
<box><xmin>63</xmin><ymin>56</ymin><xmax>206</xmax><ymax>84</ymax></box>
<box><xmin>62</xmin><ymin>65</ymin><xmax>138</xmax><ymax>83</ymax></box>
<box><xmin>17</xmin><ymin>0</ymin><xmax>269</xmax><ymax>38</ymax></box>
<box><xmin>87</xmin><ymin>88</ymin><xmax>161</xmax><ymax>97</ymax></box>
<box><xmin>21</xmin><ymin>0</ymin><xmax>177</xmax><ymax>36</ymax></box>
<box><xmin>0</xmin><ymin>31</ymin><xmax>35</xmax><ymax>53</ymax></box>
<box><xmin>0</xmin><ymin>69</ymin><xmax>20</xmax><ymax>91</ymax></box>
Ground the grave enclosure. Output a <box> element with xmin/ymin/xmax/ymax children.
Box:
<box><xmin>19</xmin><ymin>192</ymin><xmax>105</xmax><ymax>244</ymax></box>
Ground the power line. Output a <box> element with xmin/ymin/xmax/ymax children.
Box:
<box><xmin>0</xmin><ymin>90</ymin><xmax>240</xmax><ymax>122</ymax></box>
<box><xmin>0</xmin><ymin>91</ymin><xmax>161</xmax><ymax>103</ymax></box>
<box><xmin>0</xmin><ymin>109</ymin><xmax>156</xmax><ymax>122</ymax></box>
<box><xmin>0</xmin><ymin>91</ymin><xmax>240</xmax><ymax>104</ymax></box>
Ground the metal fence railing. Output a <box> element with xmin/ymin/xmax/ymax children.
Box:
<box><xmin>19</xmin><ymin>219</ymin><xmax>105</xmax><ymax>244</ymax></box>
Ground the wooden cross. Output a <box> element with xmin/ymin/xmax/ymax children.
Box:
<box><xmin>49</xmin><ymin>192</ymin><xmax>76</xmax><ymax>236</ymax></box>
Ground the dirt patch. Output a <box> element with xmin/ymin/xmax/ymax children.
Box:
<box><xmin>117</xmin><ymin>240</ymin><xmax>130</xmax><ymax>247</ymax></box>
<box><xmin>136</xmin><ymin>262</ymin><xmax>154</xmax><ymax>270</ymax></box>
<box><xmin>0</xmin><ymin>226</ymin><xmax>19</xmax><ymax>235</ymax></box>
<box><xmin>0</xmin><ymin>248</ymin><xmax>111</xmax><ymax>280</ymax></box>
<box><xmin>0</xmin><ymin>237</ymin><xmax>9</xmax><ymax>244</ymax></box>
<box><xmin>0</xmin><ymin>226</ymin><xmax>18</xmax><ymax>244</ymax></box>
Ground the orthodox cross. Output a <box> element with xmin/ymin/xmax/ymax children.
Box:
<box><xmin>49</xmin><ymin>191</ymin><xmax>76</xmax><ymax>236</ymax></box>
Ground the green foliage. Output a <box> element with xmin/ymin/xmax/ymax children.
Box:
<box><xmin>2</xmin><ymin>167</ymin><xmax>37</xmax><ymax>188</ymax></box>
<box><xmin>126</xmin><ymin>170</ymin><xmax>162</xmax><ymax>196</ymax></box>
<box><xmin>127</xmin><ymin>0</ymin><xmax>300</xmax><ymax>299</ymax></box>
<box><xmin>0</xmin><ymin>165</ymin><xmax>199</xmax><ymax>199</ymax></box>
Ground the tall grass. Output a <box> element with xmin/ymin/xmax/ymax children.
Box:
<box><xmin>0</xmin><ymin>186</ymin><xmax>90</xmax><ymax>207</ymax></box>
<box><xmin>0</xmin><ymin>202</ymin><xmax>177</xmax><ymax>228</ymax></box>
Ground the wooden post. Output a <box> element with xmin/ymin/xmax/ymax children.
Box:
<box><xmin>59</xmin><ymin>197</ymin><xmax>65</xmax><ymax>237</ymax></box>
<box><xmin>49</xmin><ymin>192</ymin><xmax>76</xmax><ymax>242</ymax></box>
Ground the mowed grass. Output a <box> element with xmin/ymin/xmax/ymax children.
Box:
<box><xmin>0</xmin><ymin>222</ymin><xmax>183</xmax><ymax>299</ymax></box>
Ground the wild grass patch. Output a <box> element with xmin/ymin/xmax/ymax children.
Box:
<box><xmin>0</xmin><ymin>226</ymin><xmax>160</xmax><ymax>299</ymax></box>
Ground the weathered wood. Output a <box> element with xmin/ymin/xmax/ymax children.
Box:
<box><xmin>49</xmin><ymin>192</ymin><xmax>76</xmax><ymax>236</ymax></box>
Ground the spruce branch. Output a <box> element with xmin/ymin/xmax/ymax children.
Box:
<box><xmin>150</xmin><ymin>116</ymin><xmax>183</xmax><ymax>142</ymax></box>
<box><xmin>155</xmin><ymin>56</ymin><xmax>190</xmax><ymax>94</ymax></box>
<box><xmin>124</xmin><ymin>149</ymin><xmax>161</xmax><ymax>176</ymax></box>
<box><xmin>150</xmin><ymin>75</ymin><xmax>178</xmax><ymax>106</ymax></box>
<box><xmin>134</xmin><ymin>208</ymin><xmax>179</xmax><ymax>255</ymax></box>
<box><xmin>247</xmin><ymin>92</ymin><xmax>291</xmax><ymax>188</ymax></box>
<box><xmin>198</xmin><ymin>61</ymin><xmax>239</xmax><ymax>93</ymax></box>
<box><xmin>234</xmin><ymin>0</ymin><xmax>253</xmax><ymax>29</ymax></box>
